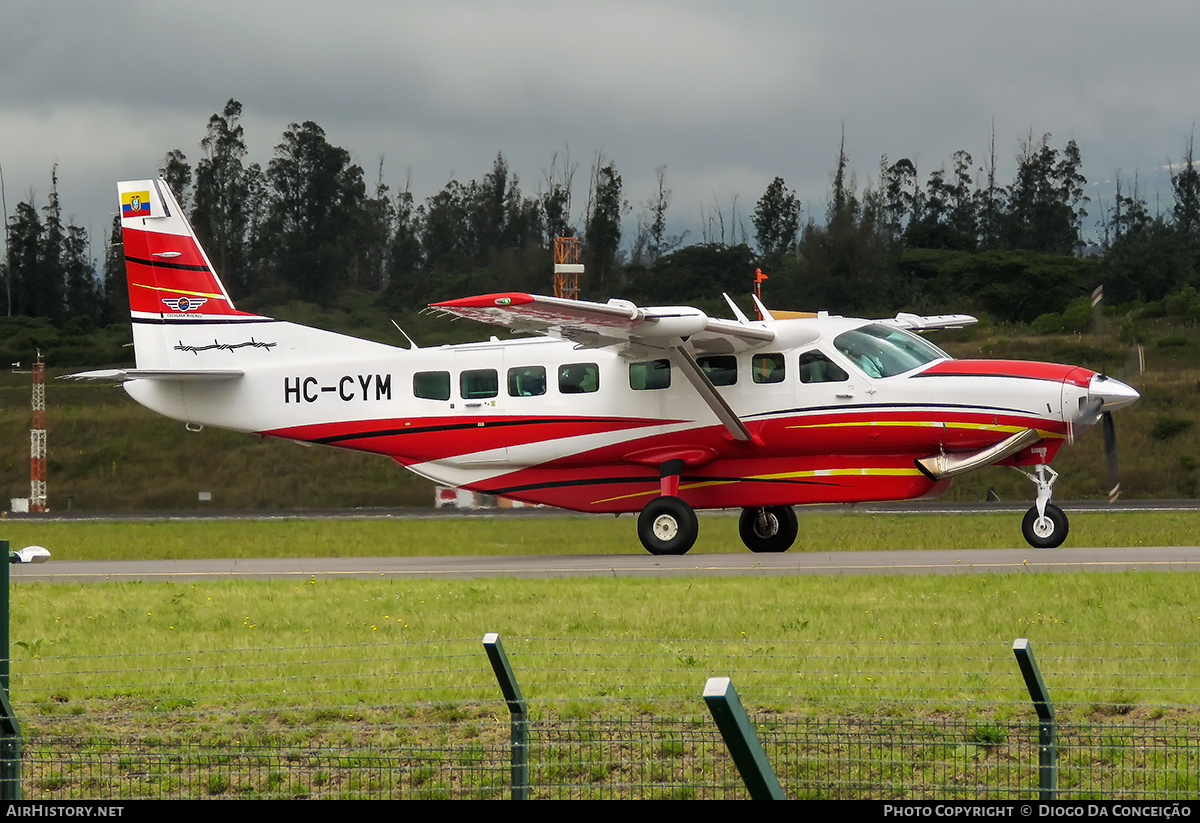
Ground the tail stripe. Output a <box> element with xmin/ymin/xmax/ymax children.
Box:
<box><xmin>123</xmin><ymin>255</ymin><xmax>212</xmax><ymax>273</ymax></box>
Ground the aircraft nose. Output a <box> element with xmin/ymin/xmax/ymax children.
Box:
<box><xmin>1088</xmin><ymin>373</ymin><xmax>1140</xmax><ymax>412</ymax></box>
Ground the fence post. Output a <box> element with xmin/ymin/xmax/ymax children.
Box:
<box><xmin>703</xmin><ymin>676</ymin><xmax>785</xmax><ymax>800</ymax></box>
<box><xmin>483</xmin><ymin>633</ymin><xmax>528</xmax><ymax>800</ymax></box>
<box><xmin>1013</xmin><ymin>638</ymin><xmax>1055</xmax><ymax>800</ymax></box>
<box><xmin>0</xmin><ymin>541</ymin><xmax>20</xmax><ymax>800</ymax></box>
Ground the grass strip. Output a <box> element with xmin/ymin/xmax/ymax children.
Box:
<box><xmin>12</xmin><ymin>572</ymin><xmax>1200</xmax><ymax>718</ymax></box>
<box><xmin>2</xmin><ymin>509</ymin><xmax>1198</xmax><ymax>560</ymax></box>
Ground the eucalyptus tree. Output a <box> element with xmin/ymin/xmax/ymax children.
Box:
<box><xmin>1004</xmin><ymin>134</ymin><xmax>1088</xmax><ymax>254</ymax></box>
<box><xmin>191</xmin><ymin>100</ymin><xmax>258</xmax><ymax>293</ymax></box>
<box><xmin>584</xmin><ymin>157</ymin><xmax>626</xmax><ymax>293</ymax></box>
<box><xmin>101</xmin><ymin>214</ymin><xmax>127</xmax><ymax>325</ymax></box>
<box><xmin>263</xmin><ymin>120</ymin><xmax>368</xmax><ymax>298</ymax></box>
<box><xmin>752</xmin><ymin>176</ymin><xmax>800</xmax><ymax>265</ymax></box>
<box><xmin>4</xmin><ymin>200</ymin><xmax>42</xmax><ymax>318</ymax></box>
<box><xmin>1171</xmin><ymin>136</ymin><xmax>1200</xmax><ymax>242</ymax></box>
<box><xmin>159</xmin><ymin>149</ymin><xmax>193</xmax><ymax>214</ymax></box>
<box><xmin>879</xmin><ymin>156</ymin><xmax>918</xmax><ymax>242</ymax></box>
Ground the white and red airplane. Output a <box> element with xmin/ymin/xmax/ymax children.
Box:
<box><xmin>77</xmin><ymin>178</ymin><xmax>1140</xmax><ymax>554</ymax></box>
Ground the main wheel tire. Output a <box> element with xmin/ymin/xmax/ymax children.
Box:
<box><xmin>1021</xmin><ymin>503</ymin><xmax>1069</xmax><ymax>549</ymax></box>
<box><xmin>738</xmin><ymin>505</ymin><xmax>799</xmax><ymax>553</ymax></box>
<box><xmin>637</xmin><ymin>496</ymin><xmax>699</xmax><ymax>555</ymax></box>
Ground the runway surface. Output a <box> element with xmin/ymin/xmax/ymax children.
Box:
<box><xmin>11</xmin><ymin>546</ymin><xmax>1200</xmax><ymax>583</ymax></box>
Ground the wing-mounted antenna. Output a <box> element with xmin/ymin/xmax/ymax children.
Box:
<box><xmin>390</xmin><ymin>320</ymin><xmax>419</xmax><ymax>350</ymax></box>
<box><xmin>722</xmin><ymin>293</ymin><xmax>751</xmax><ymax>324</ymax></box>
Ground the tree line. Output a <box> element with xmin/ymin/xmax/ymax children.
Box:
<box><xmin>4</xmin><ymin>99</ymin><xmax>1200</xmax><ymax>333</ymax></box>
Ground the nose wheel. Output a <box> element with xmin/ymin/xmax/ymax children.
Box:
<box><xmin>1018</xmin><ymin>464</ymin><xmax>1069</xmax><ymax>549</ymax></box>
<box><xmin>1022</xmin><ymin>503</ymin><xmax>1069</xmax><ymax>549</ymax></box>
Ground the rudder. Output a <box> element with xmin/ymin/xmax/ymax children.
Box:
<box><xmin>118</xmin><ymin>179</ymin><xmax>257</xmax><ymax>321</ymax></box>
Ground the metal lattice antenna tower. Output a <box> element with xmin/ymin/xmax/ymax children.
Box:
<box><xmin>553</xmin><ymin>236</ymin><xmax>582</xmax><ymax>300</ymax></box>
<box><xmin>30</xmin><ymin>354</ymin><xmax>46</xmax><ymax>512</ymax></box>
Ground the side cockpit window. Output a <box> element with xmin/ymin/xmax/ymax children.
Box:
<box><xmin>752</xmin><ymin>353</ymin><xmax>785</xmax><ymax>384</ymax></box>
<box><xmin>799</xmin><ymin>350</ymin><xmax>849</xmax><ymax>384</ymax></box>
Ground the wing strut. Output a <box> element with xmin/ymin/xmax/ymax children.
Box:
<box><xmin>668</xmin><ymin>345</ymin><xmax>756</xmax><ymax>443</ymax></box>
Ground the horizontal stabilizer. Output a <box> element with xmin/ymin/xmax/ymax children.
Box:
<box><xmin>65</xmin><ymin>368</ymin><xmax>244</xmax><ymax>382</ymax></box>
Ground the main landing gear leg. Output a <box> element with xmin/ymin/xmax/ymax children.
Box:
<box><xmin>1018</xmin><ymin>464</ymin><xmax>1069</xmax><ymax>549</ymax></box>
<box><xmin>636</xmin><ymin>460</ymin><xmax>698</xmax><ymax>556</ymax></box>
<box><xmin>738</xmin><ymin>506</ymin><xmax>799</xmax><ymax>553</ymax></box>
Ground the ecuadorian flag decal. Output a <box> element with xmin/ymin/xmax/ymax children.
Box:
<box><xmin>121</xmin><ymin>190</ymin><xmax>151</xmax><ymax>218</ymax></box>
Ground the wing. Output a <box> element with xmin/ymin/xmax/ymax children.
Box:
<box><xmin>881</xmin><ymin>312</ymin><xmax>978</xmax><ymax>331</ymax></box>
<box><xmin>430</xmin><ymin>292</ymin><xmax>775</xmax><ymax>442</ymax></box>
<box><xmin>429</xmin><ymin>292</ymin><xmax>774</xmax><ymax>351</ymax></box>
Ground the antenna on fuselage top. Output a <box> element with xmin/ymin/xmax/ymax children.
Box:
<box><xmin>723</xmin><ymin>293</ymin><xmax>751</xmax><ymax>324</ymax></box>
<box><xmin>390</xmin><ymin>320</ymin><xmax>419</xmax><ymax>350</ymax></box>
<box><xmin>752</xmin><ymin>294</ymin><xmax>776</xmax><ymax>322</ymax></box>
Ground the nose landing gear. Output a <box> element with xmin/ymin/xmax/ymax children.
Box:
<box><xmin>1018</xmin><ymin>465</ymin><xmax>1069</xmax><ymax>549</ymax></box>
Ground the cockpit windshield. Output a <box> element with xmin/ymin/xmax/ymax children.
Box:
<box><xmin>833</xmin><ymin>323</ymin><xmax>951</xmax><ymax>378</ymax></box>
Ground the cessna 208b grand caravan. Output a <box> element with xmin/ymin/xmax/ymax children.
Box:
<box><xmin>78</xmin><ymin>179</ymin><xmax>1140</xmax><ymax>554</ymax></box>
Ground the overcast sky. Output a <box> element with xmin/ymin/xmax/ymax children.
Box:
<box><xmin>3</xmin><ymin>1</ymin><xmax>1199</xmax><ymax>258</ymax></box>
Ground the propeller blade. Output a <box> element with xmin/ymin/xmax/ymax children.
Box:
<box><xmin>1068</xmin><ymin>396</ymin><xmax>1102</xmax><ymax>445</ymax></box>
<box><xmin>1102</xmin><ymin>411</ymin><xmax>1120</xmax><ymax>502</ymax></box>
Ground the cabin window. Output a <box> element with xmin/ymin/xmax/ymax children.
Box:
<box><xmin>752</xmin><ymin>353</ymin><xmax>785</xmax><ymax>384</ymax></box>
<box><xmin>559</xmin><ymin>362</ymin><xmax>599</xmax><ymax>394</ymax></box>
<box><xmin>799</xmin><ymin>350</ymin><xmax>849</xmax><ymax>384</ymax></box>
<box><xmin>697</xmin><ymin>355</ymin><xmax>737</xmax><ymax>386</ymax></box>
<box><xmin>507</xmin><ymin>365</ymin><xmax>547</xmax><ymax>397</ymax></box>
<box><xmin>629</xmin><ymin>359</ymin><xmax>671</xmax><ymax>390</ymax></box>
<box><xmin>413</xmin><ymin>370</ymin><xmax>451</xmax><ymax>401</ymax></box>
<box><xmin>460</xmin><ymin>368</ymin><xmax>499</xmax><ymax>399</ymax></box>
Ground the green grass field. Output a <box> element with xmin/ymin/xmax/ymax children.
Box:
<box><xmin>12</xmin><ymin>570</ymin><xmax>1200</xmax><ymax>718</ymax></box>
<box><xmin>3</xmin><ymin>510</ymin><xmax>1198</xmax><ymax>716</ymax></box>
<box><xmin>1</xmin><ymin>508</ymin><xmax>1198</xmax><ymax>560</ymax></box>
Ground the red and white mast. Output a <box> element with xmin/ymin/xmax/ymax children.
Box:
<box><xmin>30</xmin><ymin>354</ymin><xmax>46</xmax><ymax>512</ymax></box>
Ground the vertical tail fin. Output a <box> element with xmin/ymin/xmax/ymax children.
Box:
<box><xmin>119</xmin><ymin>179</ymin><xmax>260</xmax><ymax>321</ymax></box>
<box><xmin>119</xmin><ymin>179</ymin><xmax>269</xmax><ymax>370</ymax></box>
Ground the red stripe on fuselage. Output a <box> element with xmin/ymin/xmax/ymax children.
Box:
<box><xmin>264</xmin><ymin>415</ymin><xmax>676</xmax><ymax>463</ymax></box>
<box><xmin>265</xmin><ymin>404</ymin><xmax>1065</xmax><ymax>469</ymax></box>
<box><xmin>472</xmin><ymin>453</ymin><xmax>949</xmax><ymax>512</ymax></box>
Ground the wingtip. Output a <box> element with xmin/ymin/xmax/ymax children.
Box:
<box><xmin>429</xmin><ymin>292</ymin><xmax>536</xmax><ymax>309</ymax></box>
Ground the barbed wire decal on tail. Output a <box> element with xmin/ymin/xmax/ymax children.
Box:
<box><xmin>174</xmin><ymin>338</ymin><xmax>278</xmax><ymax>355</ymax></box>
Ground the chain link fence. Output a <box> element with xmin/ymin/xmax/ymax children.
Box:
<box><xmin>11</xmin><ymin>638</ymin><xmax>1200</xmax><ymax>799</ymax></box>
